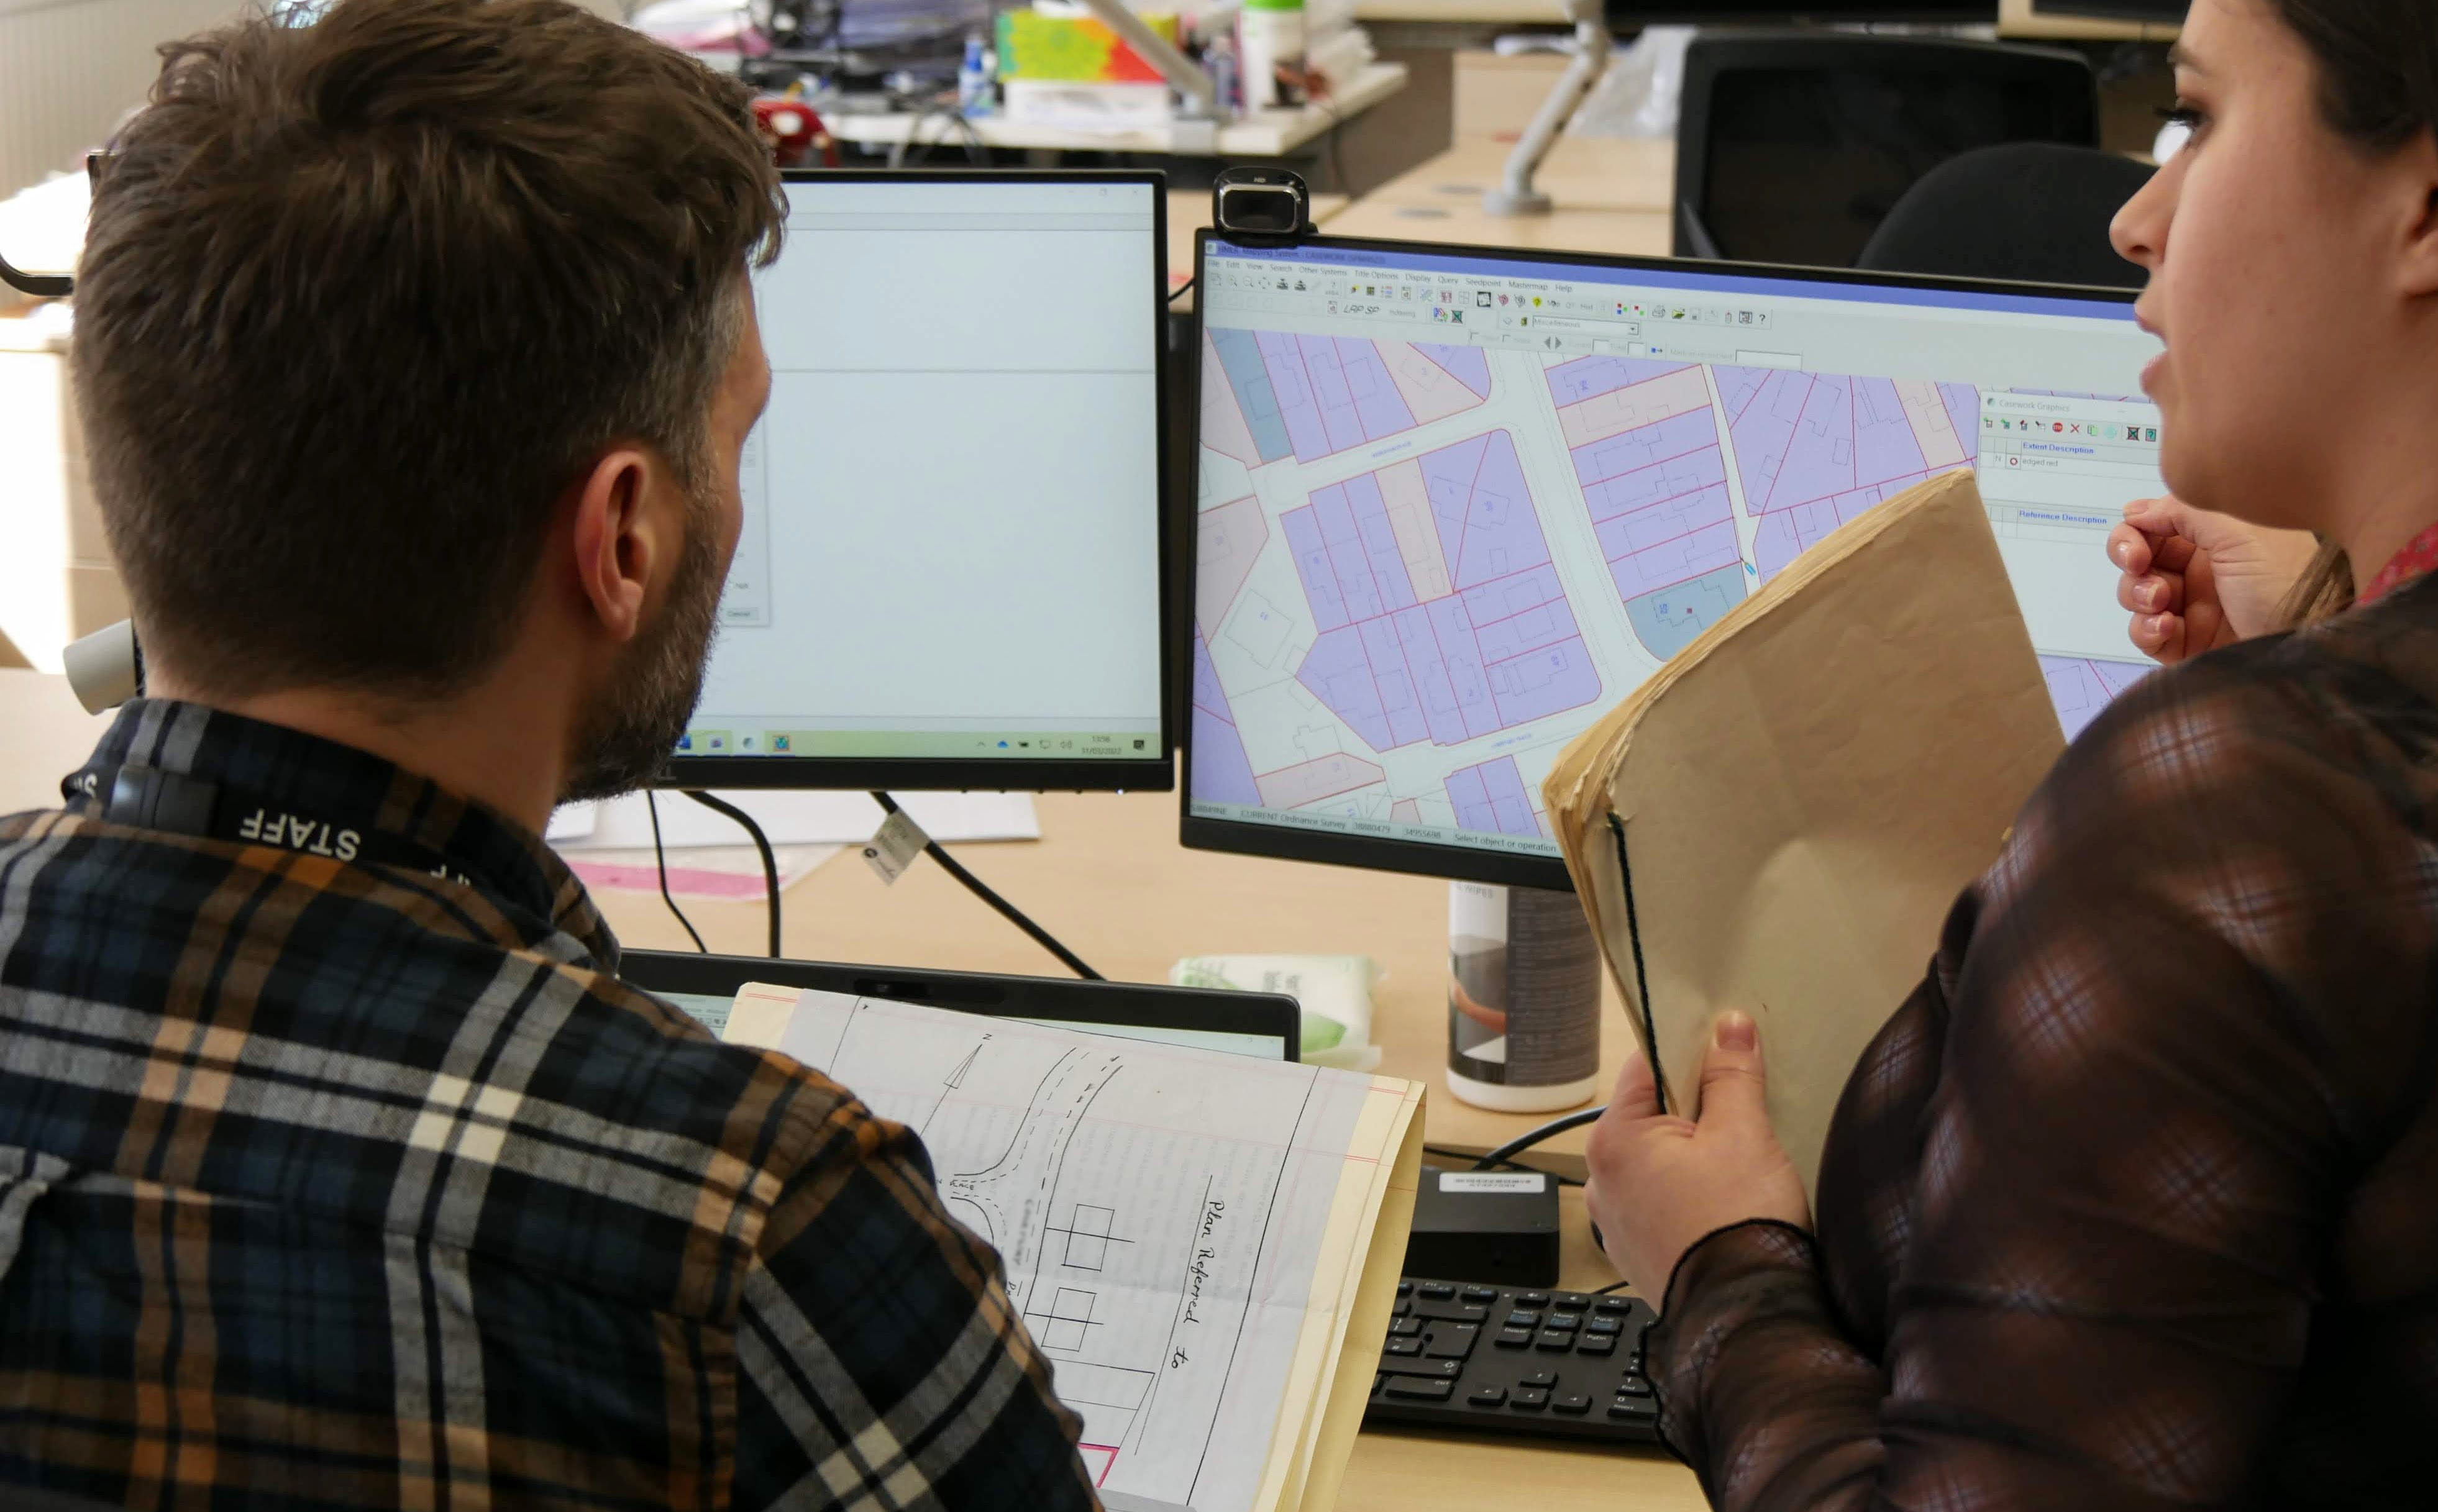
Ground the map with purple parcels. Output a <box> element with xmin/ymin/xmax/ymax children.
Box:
<box><xmin>1192</xmin><ymin>322</ymin><xmax>2155</xmax><ymax>852</ymax></box>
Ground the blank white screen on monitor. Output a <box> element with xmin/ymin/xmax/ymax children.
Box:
<box><xmin>682</xmin><ymin>178</ymin><xmax>1166</xmax><ymax>766</ymax></box>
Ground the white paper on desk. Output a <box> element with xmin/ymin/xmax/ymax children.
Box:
<box><xmin>728</xmin><ymin>985</ymin><xmax>1422</xmax><ymax>1512</ymax></box>
<box><xmin>548</xmin><ymin>790</ymin><xmax>1037</xmax><ymax>851</ymax></box>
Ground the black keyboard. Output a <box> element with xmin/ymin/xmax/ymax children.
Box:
<box><xmin>1361</xmin><ymin>1278</ymin><xmax>1663</xmax><ymax>1445</ymax></box>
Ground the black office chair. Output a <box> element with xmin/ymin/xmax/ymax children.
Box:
<box><xmin>1673</xmin><ymin>33</ymin><xmax>2101</xmax><ymax>268</ymax></box>
<box><xmin>1857</xmin><ymin>142</ymin><xmax>2155</xmax><ymax>289</ymax></box>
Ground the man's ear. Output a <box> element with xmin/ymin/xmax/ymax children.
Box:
<box><xmin>566</xmin><ymin>445</ymin><xmax>664</xmax><ymax>646</ymax></box>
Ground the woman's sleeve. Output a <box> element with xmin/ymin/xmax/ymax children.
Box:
<box><xmin>1643</xmin><ymin>668</ymin><xmax>2437</xmax><ymax>1511</ymax></box>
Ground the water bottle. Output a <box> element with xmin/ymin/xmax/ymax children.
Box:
<box><xmin>958</xmin><ymin>33</ymin><xmax>993</xmax><ymax>117</ymax></box>
<box><xmin>1238</xmin><ymin>0</ymin><xmax>1305</xmax><ymax>111</ymax></box>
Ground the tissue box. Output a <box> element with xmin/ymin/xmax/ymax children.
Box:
<box><xmin>1172</xmin><ymin>954</ymin><xmax>1382</xmax><ymax>1072</ymax></box>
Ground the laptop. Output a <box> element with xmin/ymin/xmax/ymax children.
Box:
<box><xmin>619</xmin><ymin>950</ymin><xmax>1304</xmax><ymax>1063</ymax></box>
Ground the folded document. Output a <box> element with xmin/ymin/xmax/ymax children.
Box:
<box><xmin>1542</xmin><ymin>472</ymin><xmax>2065</xmax><ymax>1197</ymax></box>
<box><xmin>724</xmin><ymin>983</ymin><xmax>1425</xmax><ymax>1512</ymax></box>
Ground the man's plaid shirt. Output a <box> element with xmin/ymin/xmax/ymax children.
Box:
<box><xmin>0</xmin><ymin>699</ymin><xmax>1098</xmax><ymax>1510</ymax></box>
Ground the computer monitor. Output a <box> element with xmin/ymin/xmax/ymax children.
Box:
<box><xmin>1185</xmin><ymin>234</ymin><xmax>2162</xmax><ymax>889</ymax></box>
<box><xmin>665</xmin><ymin>170</ymin><xmax>1174</xmax><ymax>793</ymax></box>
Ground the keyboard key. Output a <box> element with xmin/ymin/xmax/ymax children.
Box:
<box><xmin>1394</xmin><ymin>1298</ymin><xmax>1412</xmax><ymax>1317</ymax></box>
<box><xmin>1509</xmin><ymin>1387</ymin><xmax>1550</xmax><ymax>1411</ymax></box>
<box><xmin>1553</xmin><ymin>1391</ymin><xmax>1593</xmax><ymax>1415</ymax></box>
<box><xmin>1505</xmin><ymin>1309</ymin><xmax>1542</xmax><ymax>1330</ymax></box>
<box><xmin>1397</xmin><ymin>1280</ymin><xmax>1414</xmax><ymax>1296</ymax></box>
<box><xmin>1556</xmin><ymin>1292</ymin><xmax>1591</xmax><ymax>1308</ymax></box>
<box><xmin>1384</xmin><ymin>1337</ymin><xmax>1423</xmax><ymax>1357</ymax></box>
<box><xmin>1373</xmin><ymin>1373</ymin><xmax>1386</xmax><ymax>1395</ymax></box>
<box><xmin>1535</xmin><ymin>1330</ymin><xmax>1575</xmax><ymax>1352</ymax></box>
<box><xmin>1574</xmin><ymin>1335</ymin><xmax>1616</xmax><ymax>1357</ymax></box>
<box><xmin>1377</xmin><ymin>1358</ymin><xmax>1463</xmax><ymax>1381</ymax></box>
<box><xmin>1385</xmin><ymin>1376</ymin><xmax>1455</xmax><ymax>1401</ymax></box>
<box><xmin>1412</xmin><ymin>1300</ymin><xmax>1489</xmax><ymax>1324</ymax></box>
<box><xmin>1608</xmin><ymin>1401</ymin><xmax>1658</xmax><ymax>1422</ymax></box>
<box><xmin>1418</xmin><ymin>1282</ymin><xmax>1456</xmax><ymax>1300</ymax></box>
<box><xmin>1494</xmin><ymin>1327</ymin><xmax>1533</xmax><ymax>1349</ymax></box>
<box><xmin>1616</xmin><ymin>1378</ymin><xmax>1654</xmax><ymax>1399</ymax></box>
<box><xmin>1389</xmin><ymin>1317</ymin><xmax>1422</xmax><ymax>1337</ymax></box>
<box><xmin>1518</xmin><ymin>1292</ymin><xmax>1553</xmax><ymax>1308</ymax></box>
<box><xmin>1546</xmin><ymin>1311</ymin><xmax>1582</xmax><ymax>1331</ymax></box>
<box><xmin>1467</xmin><ymin>1384</ymin><xmax>1507</xmax><ymax>1408</ymax></box>
<box><xmin>1461</xmin><ymin>1287</ymin><xmax>1501</xmax><ymax>1305</ymax></box>
<box><xmin>1585</xmin><ymin>1316</ymin><xmax>1622</xmax><ymax>1335</ymax></box>
<box><xmin>1423</xmin><ymin>1324</ymin><xmax>1479</xmax><ymax>1360</ymax></box>
<box><xmin>1520</xmin><ymin>1369</ymin><xmax>1558</xmax><ymax>1389</ymax></box>
<box><xmin>1593</xmin><ymin>1297</ymin><xmax>1632</xmax><ymax>1315</ymax></box>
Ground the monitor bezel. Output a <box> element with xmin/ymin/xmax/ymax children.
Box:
<box><xmin>618</xmin><ymin>949</ymin><xmax>1303</xmax><ymax>1063</ymax></box>
<box><xmin>661</xmin><ymin>167</ymin><xmax>1177</xmax><ymax>794</ymax></box>
<box><xmin>1182</xmin><ymin>228</ymin><xmax>2144</xmax><ymax>891</ymax></box>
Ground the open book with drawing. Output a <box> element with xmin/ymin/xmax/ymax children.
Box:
<box><xmin>1541</xmin><ymin>472</ymin><xmax>2066</xmax><ymax>1197</ymax></box>
<box><xmin>724</xmin><ymin>983</ymin><xmax>1426</xmax><ymax>1512</ymax></box>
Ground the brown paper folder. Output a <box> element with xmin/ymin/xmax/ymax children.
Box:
<box><xmin>1542</xmin><ymin>471</ymin><xmax>2065</xmax><ymax>1196</ymax></box>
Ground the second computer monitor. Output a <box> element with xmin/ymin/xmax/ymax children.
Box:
<box><xmin>1185</xmin><ymin>235</ymin><xmax>2162</xmax><ymax>888</ymax></box>
<box><xmin>665</xmin><ymin>170</ymin><xmax>1172</xmax><ymax>792</ymax></box>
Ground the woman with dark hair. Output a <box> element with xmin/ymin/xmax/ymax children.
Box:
<box><xmin>1578</xmin><ymin>1</ymin><xmax>2438</xmax><ymax>1507</ymax></box>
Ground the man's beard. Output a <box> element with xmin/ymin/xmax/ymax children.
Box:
<box><xmin>558</xmin><ymin>486</ymin><xmax>726</xmax><ymax>803</ymax></box>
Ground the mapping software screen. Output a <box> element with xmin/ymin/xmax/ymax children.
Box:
<box><xmin>679</xmin><ymin>178</ymin><xmax>1166</xmax><ymax>766</ymax></box>
<box><xmin>1191</xmin><ymin>242</ymin><xmax>2165</xmax><ymax>863</ymax></box>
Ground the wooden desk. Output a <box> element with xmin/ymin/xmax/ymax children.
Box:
<box><xmin>1360</xmin><ymin>132</ymin><xmax>1674</xmax><ymax>215</ymax></box>
<box><xmin>1327</xmin><ymin>193</ymin><xmax>1671</xmax><ymax>257</ymax></box>
<box><xmin>0</xmin><ymin>670</ymin><xmax>111</xmax><ymax>811</ymax></box>
<box><xmin>0</xmin><ymin>670</ymin><xmax>1705</xmax><ymax>1509</ymax></box>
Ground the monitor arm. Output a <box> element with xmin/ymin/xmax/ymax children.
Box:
<box><xmin>1483</xmin><ymin>0</ymin><xmax>1612</xmax><ymax>217</ymax></box>
<box><xmin>1071</xmin><ymin>0</ymin><xmax>1221</xmax><ymax>119</ymax></box>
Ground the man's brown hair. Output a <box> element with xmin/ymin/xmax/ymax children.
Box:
<box><xmin>74</xmin><ymin>0</ymin><xmax>784</xmax><ymax>698</ymax></box>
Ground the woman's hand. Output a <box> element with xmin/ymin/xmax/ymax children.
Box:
<box><xmin>1582</xmin><ymin>1011</ymin><xmax>1810</xmax><ymax>1305</ymax></box>
<box><xmin>2109</xmin><ymin>496</ymin><xmax>2317</xmax><ymax>665</ymax></box>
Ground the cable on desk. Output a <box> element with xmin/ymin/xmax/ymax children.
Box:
<box><xmin>646</xmin><ymin>790</ymin><xmax>708</xmax><ymax>954</ymax></box>
<box><xmin>888</xmin><ymin>106</ymin><xmax>986</xmax><ymax>168</ymax></box>
<box><xmin>870</xmin><ymin>792</ymin><xmax>1104</xmax><ymax>980</ymax></box>
<box><xmin>1168</xmin><ymin>276</ymin><xmax>1196</xmax><ymax>305</ymax></box>
<box><xmin>1470</xmin><ymin>1106</ymin><xmax>1607</xmax><ymax>1172</ymax></box>
<box><xmin>681</xmin><ymin>789</ymin><xmax>782</xmax><ymax>959</ymax></box>
<box><xmin>1591</xmin><ymin>1278</ymin><xmax>1633</xmax><ymax>1295</ymax></box>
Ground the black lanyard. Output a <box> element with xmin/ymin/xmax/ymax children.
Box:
<box><xmin>66</xmin><ymin>760</ymin><xmax>483</xmax><ymax>891</ymax></box>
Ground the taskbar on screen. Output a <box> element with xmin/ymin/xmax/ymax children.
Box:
<box><xmin>677</xmin><ymin>727</ymin><xmax>1161</xmax><ymax>760</ymax></box>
